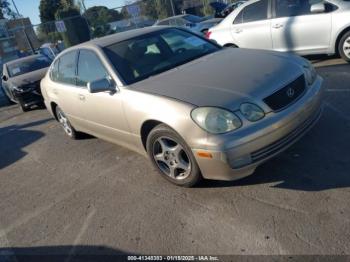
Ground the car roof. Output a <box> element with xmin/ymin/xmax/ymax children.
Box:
<box><xmin>156</xmin><ymin>15</ymin><xmax>189</xmax><ymax>23</ymax></box>
<box><xmin>61</xmin><ymin>26</ymin><xmax>174</xmax><ymax>53</ymax></box>
<box><xmin>5</xmin><ymin>54</ymin><xmax>46</xmax><ymax>66</ymax></box>
<box><xmin>59</xmin><ymin>25</ymin><xmax>220</xmax><ymax>60</ymax></box>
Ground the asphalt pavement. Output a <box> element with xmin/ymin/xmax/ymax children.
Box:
<box><xmin>0</xmin><ymin>56</ymin><xmax>349</xmax><ymax>257</ymax></box>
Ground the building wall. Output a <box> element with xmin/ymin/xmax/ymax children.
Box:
<box><xmin>7</xmin><ymin>18</ymin><xmax>41</xmax><ymax>52</ymax></box>
<box><xmin>0</xmin><ymin>19</ymin><xmax>18</xmax><ymax>64</ymax></box>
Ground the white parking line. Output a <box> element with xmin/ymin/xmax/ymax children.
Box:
<box><xmin>64</xmin><ymin>207</ymin><xmax>96</xmax><ymax>262</ymax></box>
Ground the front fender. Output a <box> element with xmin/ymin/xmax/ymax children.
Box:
<box><xmin>121</xmin><ymin>89</ymin><xmax>209</xmax><ymax>149</ymax></box>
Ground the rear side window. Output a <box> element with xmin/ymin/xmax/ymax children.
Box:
<box><xmin>76</xmin><ymin>50</ymin><xmax>109</xmax><ymax>87</ymax></box>
<box><xmin>57</xmin><ymin>51</ymin><xmax>77</xmax><ymax>85</ymax></box>
<box><xmin>235</xmin><ymin>0</ymin><xmax>268</xmax><ymax>24</ymax></box>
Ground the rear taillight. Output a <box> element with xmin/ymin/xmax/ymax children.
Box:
<box><xmin>205</xmin><ymin>31</ymin><xmax>212</xmax><ymax>39</ymax></box>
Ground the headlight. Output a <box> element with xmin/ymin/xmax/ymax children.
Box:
<box><xmin>303</xmin><ymin>62</ymin><xmax>317</xmax><ymax>86</ymax></box>
<box><xmin>240</xmin><ymin>103</ymin><xmax>265</xmax><ymax>122</ymax></box>
<box><xmin>191</xmin><ymin>107</ymin><xmax>242</xmax><ymax>134</ymax></box>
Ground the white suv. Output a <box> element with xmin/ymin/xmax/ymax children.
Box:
<box><xmin>207</xmin><ymin>0</ymin><xmax>350</xmax><ymax>62</ymax></box>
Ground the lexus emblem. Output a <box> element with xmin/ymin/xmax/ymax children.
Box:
<box><xmin>286</xmin><ymin>88</ymin><xmax>295</xmax><ymax>98</ymax></box>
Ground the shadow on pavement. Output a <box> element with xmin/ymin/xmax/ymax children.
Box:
<box><xmin>0</xmin><ymin>119</ymin><xmax>52</xmax><ymax>170</ymax></box>
<box><xmin>0</xmin><ymin>245</ymin><xmax>132</xmax><ymax>262</ymax></box>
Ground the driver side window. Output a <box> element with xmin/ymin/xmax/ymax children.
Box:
<box><xmin>275</xmin><ymin>0</ymin><xmax>335</xmax><ymax>18</ymax></box>
<box><xmin>76</xmin><ymin>50</ymin><xmax>109</xmax><ymax>87</ymax></box>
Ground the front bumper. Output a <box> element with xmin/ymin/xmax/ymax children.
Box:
<box><xmin>192</xmin><ymin>76</ymin><xmax>324</xmax><ymax>181</ymax></box>
<box><xmin>13</xmin><ymin>85</ymin><xmax>43</xmax><ymax>107</ymax></box>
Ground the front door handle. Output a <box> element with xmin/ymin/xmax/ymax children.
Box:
<box><xmin>235</xmin><ymin>28</ymin><xmax>243</xmax><ymax>34</ymax></box>
<box><xmin>272</xmin><ymin>24</ymin><xmax>283</xmax><ymax>29</ymax></box>
<box><xmin>78</xmin><ymin>94</ymin><xmax>86</xmax><ymax>101</ymax></box>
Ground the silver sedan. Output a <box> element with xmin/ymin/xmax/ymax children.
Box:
<box><xmin>41</xmin><ymin>27</ymin><xmax>324</xmax><ymax>187</ymax></box>
<box><xmin>208</xmin><ymin>0</ymin><xmax>350</xmax><ymax>62</ymax></box>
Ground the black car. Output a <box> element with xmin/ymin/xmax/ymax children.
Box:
<box><xmin>215</xmin><ymin>1</ymin><xmax>247</xmax><ymax>18</ymax></box>
<box><xmin>2</xmin><ymin>55</ymin><xmax>51</xmax><ymax>111</ymax></box>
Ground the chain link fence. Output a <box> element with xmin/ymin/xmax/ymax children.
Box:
<box><xmin>1</xmin><ymin>0</ymin><xmax>237</xmax><ymax>62</ymax></box>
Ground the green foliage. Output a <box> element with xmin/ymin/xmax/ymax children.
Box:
<box><xmin>200</xmin><ymin>0</ymin><xmax>214</xmax><ymax>16</ymax></box>
<box><xmin>55</xmin><ymin>7</ymin><xmax>90</xmax><ymax>47</ymax></box>
<box><xmin>39</xmin><ymin>0</ymin><xmax>65</xmax><ymax>23</ymax></box>
<box><xmin>83</xmin><ymin>6</ymin><xmax>123</xmax><ymax>38</ymax></box>
<box><xmin>139</xmin><ymin>0</ymin><xmax>184</xmax><ymax>20</ymax></box>
<box><xmin>0</xmin><ymin>0</ymin><xmax>20</xmax><ymax>19</ymax></box>
<box><xmin>37</xmin><ymin>29</ymin><xmax>62</xmax><ymax>43</ymax></box>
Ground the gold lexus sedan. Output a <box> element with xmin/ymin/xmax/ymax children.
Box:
<box><xmin>41</xmin><ymin>27</ymin><xmax>324</xmax><ymax>187</ymax></box>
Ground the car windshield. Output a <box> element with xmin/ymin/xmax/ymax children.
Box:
<box><xmin>7</xmin><ymin>56</ymin><xmax>51</xmax><ymax>77</ymax></box>
<box><xmin>104</xmin><ymin>28</ymin><xmax>220</xmax><ymax>85</ymax></box>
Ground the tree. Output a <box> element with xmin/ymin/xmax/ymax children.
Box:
<box><xmin>200</xmin><ymin>0</ymin><xmax>214</xmax><ymax>16</ymax></box>
<box><xmin>39</xmin><ymin>0</ymin><xmax>65</xmax><ymax>23</ymax></box>
<box><xmin>56</xmin><ymin>7</ymin><xmax>90</xmax><ymax>46</ymax></box>
<box><xmin>0</xmin><ymin>0</ymin><xmax>20</xmax><ymax>19</ymax></box>
<box><xmin>83</xmin><ymin>6</ymin><xmax>123</xmax><ymax>37</ymax></box>
<box><xmin>139</xmin><ymin>0</ymin><xmax>183</xmax><ymax>20</ymax></box>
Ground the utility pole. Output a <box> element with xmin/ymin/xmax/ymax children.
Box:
<box><xmin>11</xmin><ymin>0</ymin><xmax>35</xmax><ymax>54</ymax></box>
<box><xmin>80</xmin><ymin>0</ymin><xmax>87</xmax><ymax>13</ymax></box>
<box><xmin>170</xmin><ymin>0</ymin><xmax>175</xmax><ymax>16</ymax></box>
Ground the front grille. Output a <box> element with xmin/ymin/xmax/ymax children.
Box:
<box><xmin>250</xmin><ymin>108</ymin><xmax>322</xmax><ymax>163</ymax></box>
<box><xmin>263</xmin><ymin>75</ymin><xmax>306</xmax><ymax>111</ymax></box>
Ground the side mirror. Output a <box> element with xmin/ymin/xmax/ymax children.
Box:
<box><xmin>2</xmin><ymin>75</ymin><xmax>8</xmax><ymax>81</ymax></box>
<box><xmin>87</xmin><ymin>78</ymin><xmax>115</xmax><ymax>94</ymax></box>
<box><xmin>311</xmin><ymin>3</ymin><xmax>325</xmax><ymax>13</ymax></box>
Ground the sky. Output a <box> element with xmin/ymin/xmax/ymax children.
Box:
<box><xmin>9</xmin><ymin>0</ymin><xmax>126</xmax><ymax>25</ymax></box>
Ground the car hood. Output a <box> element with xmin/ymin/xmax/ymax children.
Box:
<box><xmin>9</xmin><ymin>68</ymin><xmax>48</xmax><ymax>87</ymax></box>
<box><xmin>131</xmin><ymin>48</ymin><xmax>307</xmax><ymax>111</ymax></box>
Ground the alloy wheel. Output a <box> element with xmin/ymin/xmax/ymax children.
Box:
<box><xmin>343</xmin><ymin>36</ymin><xmax>350</xmax><ymax>59</ymax></box>
<box><xmin>152</xmin><ymin>136</ymin><xmax>191</xmax><ymax>180</ymax></box>
<box><xmin>57</xmin><ymin>109</ymin><xmax>73</xmax><ymax>136</ymax></box>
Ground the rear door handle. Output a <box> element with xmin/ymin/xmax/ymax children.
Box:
<box><xmin>53</xmin><ymin>89</ymin><xmax>59</xmax><ymax>95</ymax></box>
<box><xmin>78</xmin><ymin>94</ymin><xmax>86</xmax><ymax>101</ymax></box>
<box><xmin>272</xmin><ymin>24</ymin><xmax>283</xmax><ymax>29</ymax></box>
<box><xmin>235</xmin><ymin>28</ymin><xmax>243</xmax><ymax>34</ymax></box>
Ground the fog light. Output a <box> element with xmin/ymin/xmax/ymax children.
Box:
<box><xmin>231</xmin><ymin>155</ymin><xmax>252</xmax><ymax>169</ymax></box>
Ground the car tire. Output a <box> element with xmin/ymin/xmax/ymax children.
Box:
<box><xmin>146</xmin><ymin>124</ymin><xmax>202</xmax><ymax>187</ymax></box>
<box><xmin>338</xmin><ymin>31</ymin><xmax>350</xmax><ymax>62</ymax></box>
<box><xmin>225</xmin><ymin>44</ymin><xmax>238</xmax><ymax>48</ymax></box>
<box><xmin>55</xmin><ymin>106</ymin><xmax>79</xmax><ymax>139</ymax></box>
<box><xmin>19</xmin><ymin>101</ymin><xmax>29</xmax><ymax>112</ymax></box>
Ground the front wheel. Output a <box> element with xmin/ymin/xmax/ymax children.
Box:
<box><xmin>56</xmin><ymin>106</ymin><xmax>79</xmax><ymax>139</ymax></box>
<box><xmin>338</xmin><ymin>31</ymin><xmax>350</xmax><ymax>62</ymax></box>
<box><xmin>146</xmin><ymin>124</ymin><xmax>202</xmax><ymax>187</ymax></box>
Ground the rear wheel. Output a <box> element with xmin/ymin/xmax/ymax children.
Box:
<box><xmin>56</xmin><ymin>106</ymin><xmax>79</xmax><ymax>139</ymax></box>
<box><xmin>146</xmin><ymin>124</ymin><xmax>202</xmax><ymax>187</ymax></box>
<box><xmin>338</xmin><ymin>31</ymin><xmax>350</xmax><ymax>62</ymax></box>
<box><xmin>224</xmin><ymin>43</ymin><xmax>238</xmax><ymax>48</ymax></box>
